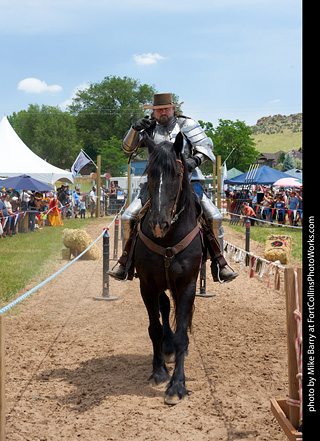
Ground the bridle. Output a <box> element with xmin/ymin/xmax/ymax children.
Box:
<box><xmin>170</xmin><ymin>158</ymin><xmax>184</xmax><ymax>223</ymax></box>
<box><xmin>147</xmin><ymin>157</ymin><xmax>185</xmax><ymax>225</ymax></box>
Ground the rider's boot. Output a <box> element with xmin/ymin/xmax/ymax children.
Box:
<box><xmin>107</xmin><ymin>218</ymin><xmax>133</xmax><ymax>280</ymax></box>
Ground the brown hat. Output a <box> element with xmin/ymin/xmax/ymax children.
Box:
<box><xmin>142</xmin><ymin>93</ymin><xmax>184</xmax><ymax>110</ymax></box>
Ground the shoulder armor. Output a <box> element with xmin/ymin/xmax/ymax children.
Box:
<box><xmin>178</xmin><ymin>117</ymin><xmax>215</xmax><ymax>163</ymax></box>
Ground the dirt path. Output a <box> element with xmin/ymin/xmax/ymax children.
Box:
<box><xmin>3</xmin><ymin>219</ymin><xmax>295</xmax><ymax>440</ymax></box>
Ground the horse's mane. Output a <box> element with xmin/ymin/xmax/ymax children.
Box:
<box><xmin>146</xmin><ymin>141</ymin><xmax>195</xmax><ymax>215</ymax></box>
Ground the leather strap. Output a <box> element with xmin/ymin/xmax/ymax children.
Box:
<box><xmin>138</xmin><ymin>223</ymin><xmax>200</xmax><ymax>263</ymax></box>
<box><xmin>138</xmin><ymin>223</ymin><xmax>200</xmax><ymax>291</ymax></box>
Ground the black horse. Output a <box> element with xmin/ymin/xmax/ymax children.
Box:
<box><xmin>134</xmin><ymin>132</ymin><xmax>203</xmax><ymax>405</ymax></box>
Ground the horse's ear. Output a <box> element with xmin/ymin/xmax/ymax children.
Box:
<box><xmin>174</xmin><ymin>132</ymin><xmax>184</xmax><ymax>156</ymax></box>
<box><xmin>143</xmin><ymin>133</ymin><xmax>156</xmax><ymax>154</ymax></box>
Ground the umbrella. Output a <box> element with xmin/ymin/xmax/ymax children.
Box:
<box><xmin>273</xmin><ymin>177</ymin><xmax>302</xmax><ymax>187</ymax></box>
<box><xmin>0</xmin><ymin>174</ymin><xmax>53</xmax><ymax>192</ymax></box>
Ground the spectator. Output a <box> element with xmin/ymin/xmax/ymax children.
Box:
<box><xmin>28</xmin><ymin>194</ymin><xmax>38</xmax><ymax>232</ymax></box>
<box><xmin>261</xmin><ymin>191</ymin><xmax>272</xmax><ymax>223</ymax></box>
<box><xmin>100</xmin><ymin>185</ymin><xmax>107</xmax><ymax>216</ymax></box>
<box><xmin>0</xmin><ymin>193</ymin><xmax>9</xmax><ymax>238</ymax></box>
<box><xmin>73</xmin><ymin>188</ymin><xmax>81</xmax><ymax>218</ymax></box>
<box><xmin>58</xmin><ymin>186</ymin><xmax>68</xmax><ymax>219</ymax></box>
<box><xmin>288</xmin><ymin>190</ymin><xmax>300</xmax><ymax>226</ymax></box>
<box><xmin>241</xmin><ymin>202</ymin><xmax>256</xmax><ymax>226</ymax></box>
<box><xmin>275</xmin><ymin>194</ymin><xmax>285</xmax><ymax>225</ymax></box>
<box><xmin>80</xmin><ymin>196</ymin><xmax>86</xmax><ymax>218</ymax></box>
<box><xmin>297</xmin><ymin>187</ymin><xmax>303</xmax><ymax>226</ymax></box>
<box><xmin>20</xmin><ymin>189</ymin><xmax>30</xmax><ymax>212</ymax></box>
<box><xmin>48</xmin><ymin>195</ymin><xmax>63</xmax><ymax>226</ymax></box>
<box><xmin>89</xmin><ymin>186</ymin><xmax>96</xmax><ymax>218</ymax></box>
<box><xmin>4</xmin><ymin>193</ymin><xmax>15</xmax><ymax>237</ymax></box>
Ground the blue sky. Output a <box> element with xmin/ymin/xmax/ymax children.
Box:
<box><xmin>0</xmin><ymin>0</ymin><xmax>302</xmax><ymax>127</ymax></box>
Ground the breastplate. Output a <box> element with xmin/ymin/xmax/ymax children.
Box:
<box><xmin>149</xmin><ymin>118</ymin><xmax>205</xmax><ymax>181</ymax></box>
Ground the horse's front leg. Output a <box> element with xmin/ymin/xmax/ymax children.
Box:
<box><xmin>165</xmin><ymin>283</ymin><xmax>196</xmax><ymax>405</ymax></box>
<box><xmin>140</xmin><ymin>283</ymin><xmax>170</xmax><ymax>387</ymax></box>
<box><xmin>159</xmin><ymin>291</ymin><xmax>175</xmax><ymax>363</ymax></box>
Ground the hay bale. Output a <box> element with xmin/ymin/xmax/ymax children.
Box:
<box><xmin>62</xmin><ymin>228</ymin><xmax>101</xmax><ymax>260</ymax></box>
<box><xmin>62</xmin><ymin>248</ymin><xmax>71</xmax><ymax>260</ymax></box>
<box><xmin>264</xmin><ymin>234</ymin><xmax>292</xmax><ymax>264</ymax></box>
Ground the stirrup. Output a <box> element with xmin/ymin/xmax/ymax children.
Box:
<box><xmin>107</xmin><ymin>262</ymin><xmax>128</xmax><ymax>282</ymax></box>
<box><xmin>215</xmin><ymin>261</ymin><xmax>238</xmax><ymax>284</ymax></box>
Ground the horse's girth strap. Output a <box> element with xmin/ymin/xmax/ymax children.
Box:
<box><xmin>138</xmin><ymin>224</ymin><xmax>200</xmax><ymax>266</ymax></box>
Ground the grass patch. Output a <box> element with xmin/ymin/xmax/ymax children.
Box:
<box><xmin>224</xmin><ymin>221</ymin><xmax>302</xmax><ymax>262</ymax></box>
<box><xmin>0</xmin><ymin>217</ymin><xmax>110</xmax><ymax>306</ymax></box>
<box><xmin>251</xmin><ymin>131</ymin><xmax>302</xmax><ymax>153</ymax></box>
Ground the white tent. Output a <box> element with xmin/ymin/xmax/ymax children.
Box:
<box><xmin>0</xmin><ymin>116</ymin><xmax>74</xmax><ymax>185</ymax></box>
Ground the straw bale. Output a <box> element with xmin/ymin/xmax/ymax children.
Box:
<box><xmin>62</xmin><ymin>228</ymin><xmax>101</xmax><ymax>260</ymax></box>
<box><xmin>264</xmin><ymin>234</ymin><xmax>292</xmax><ymax>264</ymax></box>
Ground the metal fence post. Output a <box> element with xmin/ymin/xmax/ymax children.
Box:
<box><xmin>196</xmin><ymin>262</ymin><xmax>215</xmax><ymax>298</ymax></box>
<box><xmin>93</xmin><ymin>229</ymin><xmax>118</xmax><ymax>301</ymax></box>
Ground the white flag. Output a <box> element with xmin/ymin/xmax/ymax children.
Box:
<box><xmin>71</xmin><ymin>151</ymin><xmax>91</xmax><ymax>177</ymax></box>
<box><xmin>223</xmin><ymin>162</ymin><xmax>228</xmax><ymax>191</ymax></box>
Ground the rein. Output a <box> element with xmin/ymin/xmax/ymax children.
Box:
<box><xmin>171</xmin><ymin>159</ymin><xmax>184</xmax><ymax>221</ymax></box>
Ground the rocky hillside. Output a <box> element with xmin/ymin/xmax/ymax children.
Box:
<box><xmin>251</xmin><ymin>113</ymin><xmax>302</xmax><ymax>135</ymax></box>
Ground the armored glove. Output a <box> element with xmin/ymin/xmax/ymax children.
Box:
<box><xmin>186</xmin><ymin>156</ymin><xmax>201</xmax><ymax>172</ymax></box>
<box><xmin>132</xmin><ymin>116</ymin><xmax>155</xmax><ymax>131</ymax></box>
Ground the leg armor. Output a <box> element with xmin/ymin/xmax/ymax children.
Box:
<box><xmin>107</xmin><ymin>194</ymin><xmax>143</xmax><ymax>280</ymax></box>
<box><xmin>200</xmin><ymin>192</ymin><xmax>224</xmax><ymax>251</ymax></box>
<box><xmin>200</xmin><ymin>192</ymin><xmax>238</xmax><ymax>283</ymax></box>
<box><xmin>121</xmin><ymin>195</ymin><xmax>143</xmax><ymax>244</ymax></box>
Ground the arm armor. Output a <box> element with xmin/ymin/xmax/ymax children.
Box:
<box><xmin>180</xmin><ymin>119</ymin><xmax>215</xmax><ymax>165</ymax></box>
<box><xmin>122</xmin><ymin>127</ymin><xmax>141</xmax><ymax>154</ymax></box>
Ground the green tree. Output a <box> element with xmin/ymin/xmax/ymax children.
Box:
<box><xmin>9</xmin><ymin>105</ymin><xmax>81</xmax><ymax>169</ymax></box>
<box><xmin>200</xmin><ymin>119</ymin><xmax>259</xmax><ymax>172</ymax></box>
<box><xmin>282</xmin><ymin>153</ymin><xmax>295</xmax><ymax>172</ymax></box>
<box><xmin>99</xmin><ymin>136</ymin><xmax>127</xmax><ymax>176</ymax></box>
<box><xmin>68</xmin><ymin>76</ymin><xmax>156</xmax><ymax>162</ymax></box>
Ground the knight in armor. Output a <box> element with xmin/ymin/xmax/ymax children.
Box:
<box><xmin>107</xmin><ymin>93</ymin><xmax>238</xmax><ymax>283</ymax></box>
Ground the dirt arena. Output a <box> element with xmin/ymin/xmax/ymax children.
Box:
<box><xmin>3</xmin><ymin>219</ymin><xmax>299</xmax><ymax>440</ymax></box>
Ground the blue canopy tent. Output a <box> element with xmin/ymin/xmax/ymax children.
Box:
<box><xmin>224</xmin><ymin>165</ymin><xmax>291</xmax><ymax>185</ymax></box>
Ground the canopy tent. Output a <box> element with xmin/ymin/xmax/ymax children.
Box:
<box><xmin>224</xmin><ymin>167</ymin><xmax>243</xmax><ymax>180</ymax></box>
<box><xmin>224</xmin><ymin>165</ymin><xmax>291</xmax><ymax>185</ymax></box>
<box><xmin>284</xmin><ymin>168</ymin><xmax>303</xmax><ymax>182</ymax></box>
<box><xmin>0</xmin><ymin>116</ymin><xmax>73</xmax><ymax>185</ymax></box>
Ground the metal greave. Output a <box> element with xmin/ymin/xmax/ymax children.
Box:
<box><xmin>200</xmin><ymin>192</ymin><xmax>224</xmax><ymax>252</ymax></box>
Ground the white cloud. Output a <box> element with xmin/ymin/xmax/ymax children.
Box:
<box><xmin>59</xmin><ymin>82</ymin><xmax>90</xmax><ymax>110</ymax></box>
<box><xmin>17</xmin><ymin>78</ymin><xmax>62</xmax><ymax>94</ymax></box>
<box><xmin>133</xmin><ymin>53</ymin><xmax>165</xmax><ymax>66</ymax></box>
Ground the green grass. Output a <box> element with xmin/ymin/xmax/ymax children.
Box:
<box><xmin>224</xmin><ymin>221</ymin><xmax>303</xmax><ymax>262</ymax></box>
<box><xmin>251</xmin><ymin>131</ymin><xmax>302</xmax><ymax>153</ymax></box>
<box><xmin>0</xmin><ymin>217</ymin><xmax>110</xmax><ymax>306</ymax></box>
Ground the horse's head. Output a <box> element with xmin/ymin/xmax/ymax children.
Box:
<box><xmin>145</xmin><ymin>132</ymin><xmax>186</xmax><ymax>238</ymax></box>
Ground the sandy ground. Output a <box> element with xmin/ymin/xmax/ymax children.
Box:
<box><xmin>2</xmin><ymin>219</ymin><xmax>300</xmax><ymax>440</ymax></box>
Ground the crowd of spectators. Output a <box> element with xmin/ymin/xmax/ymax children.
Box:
<box><xmin>0</xmin><ymin>182</ymin><xmax>127</xmax><ymax>238</ymax></box>
<box><xmin>226</xmin><ymin>184</ymin><xmax>303</xmax><ymax>227</ymax></box>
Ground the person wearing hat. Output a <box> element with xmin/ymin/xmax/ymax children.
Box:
<box><xmin>108</xmin><ymin>93</ymin><xmax>238</xmax><ymax>283</ymax></box>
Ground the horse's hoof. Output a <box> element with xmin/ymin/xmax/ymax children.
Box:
<box><xmin>164</xmin><ymin>353</ymin><xmax>175</xmax><ymax>364</ymax></box>
<box><xmin>149</xmin><ymin>378</ymin><xmax>168</xmax><ymax>389</ymax></box>
<box><xmin>164</xmin><ymin>393</ymin><xmax>188</xmax><ymax>405</ymax></box>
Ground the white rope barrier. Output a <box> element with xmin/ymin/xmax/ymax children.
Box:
<box><xmin>0</xmin><ymin>206</ymin><xmax>125</xmax><ymax>316</ymax></box>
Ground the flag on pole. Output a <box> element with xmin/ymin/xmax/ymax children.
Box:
<box><xmin>71</xmin><ymin>150</ymin><xmax>91</xmax><ymax>177</ymax></box>
<box><xmin>222</xmin><ymin>162</ymin><xmax>228</xmax><ymax>191</ymax></box>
